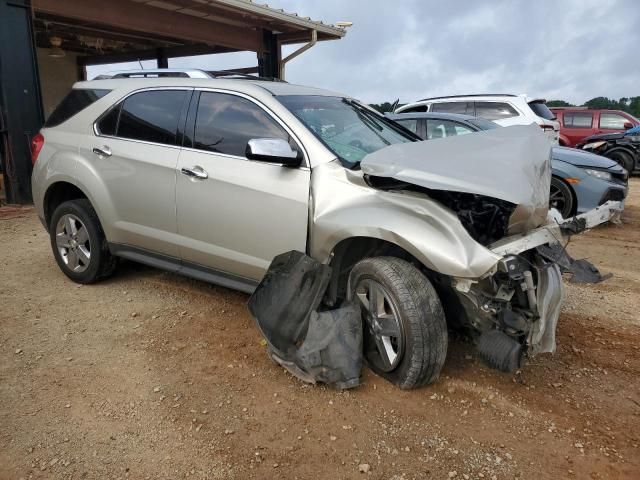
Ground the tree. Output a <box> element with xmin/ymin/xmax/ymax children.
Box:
<box><xmin>547</xmin><ymin>100</ymin><xmax>574</xmax><ymax>107</ymax></box>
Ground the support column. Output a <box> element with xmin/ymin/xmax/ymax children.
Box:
<box><xmin>0</xmin><ymin>0</ymin><xmax>44</xmax><ymax>204</ymax></box>
<box><xmin>257</xmin><ymin>30</ymin><xmax>280</xmax><ymax>79</ymax></box>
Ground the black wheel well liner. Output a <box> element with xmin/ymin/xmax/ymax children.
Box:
<box><xmin>43</xmin><ymin>182</ymin><xmax>89</xmax><ymax>230</ymax></box>
<box><xmin>325</xmin><ymin>236</ymin><xmax>448</xmax><ymax>305</ymax></box>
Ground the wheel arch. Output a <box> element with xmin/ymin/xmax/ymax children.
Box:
<box><xmin>605</xmin><ymin>146</ymin><xmax>636</xmax><ymax>171</ymax></box>
<box><xmin>43</xmin><ymin>181</ymin><xmax>90</xmax><ymax>230</ymax></box>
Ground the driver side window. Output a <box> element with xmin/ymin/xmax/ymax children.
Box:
<box><xmin>193</xmin><ymin>92</ymin><xmax>291</xmax><ymax>157</ymax></box>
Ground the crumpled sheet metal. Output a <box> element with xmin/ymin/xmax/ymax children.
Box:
<box><xmin>536</xmin><ymin>243</ymin><xmax>612</xmax><ymax>283</ymax></box>
<box><xmin>248</xmin><ymin>250</ymin><xmax>362</xmax><ymax>389</ymax></box>
<box><xmin>360</xmin><ymin>124</ymin><xmax>552</xmax><ymax>233</ymax></box>
<box><xmin>528</xmin><ymin>263</ymin><xmax>564</xmax><ymax>355</ymax></box>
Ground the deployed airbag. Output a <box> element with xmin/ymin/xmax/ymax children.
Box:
<box><xmin>248</xmin><ymin>250</ymin><xmax>362</xmax><ymax>389</ymax></box>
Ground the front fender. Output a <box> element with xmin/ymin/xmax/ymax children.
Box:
<box><xmin>309</xmin><ymin>161</ymin><xmax>502</xmax><ymax>278</ymax></box>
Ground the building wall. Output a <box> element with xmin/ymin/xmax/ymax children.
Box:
<box><xmin>36</xmin><ymin>47</ymin><xmax>79</xmax><ymax>118</ymax></box>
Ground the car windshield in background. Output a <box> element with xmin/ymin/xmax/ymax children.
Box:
<box><xmin>277</xmin><ymin>95</ymin><xmax>416</xmax><ymax>167</ymax></box>
<box><xmin>528</xmin><ymin>101</ymin><xmax>556</xmax><ymax>120</ymax></box>
<box><xmin>467</xmin><ymin>117</ymin><xmax>500</xmax><ymax>131</ymax></box>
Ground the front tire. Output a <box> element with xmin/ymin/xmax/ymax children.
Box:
<box><xmin>348</xmin><ymin>257</ymin><xmax>447</xmax><ymax>389</ymax></box>
<box><xmin>49</xmin><ymin>199</ymin><xmax>117</xmax><ymax>284</ymax></box>
<box><xmin>608</xmin><ymin>150</ymin><xmax>634</xmax><ymax>173</ymax></box>
<box><xmin>550</xmin><ymin>177</ymin><xmax>575</xmax><ymax>218</ymax></box>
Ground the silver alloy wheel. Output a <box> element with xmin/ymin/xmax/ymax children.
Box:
<box><xmin>55</xmin><ymin>214</ymin><xmax>91</xmax><ymax>273</ymax></box>
<box><xmin>355</xmin><ymin>278</ymin><xmax>404</xmax><ymax>372</ymax></box>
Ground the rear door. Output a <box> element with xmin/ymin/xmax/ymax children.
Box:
<box><xmin>562</xmin><ymin>111</ymin><xmax>594</xmax><ymax>146</ymax></box>
<box><xmin>83</xmin><ymin>88</ymin><xmax>190</xmax><ymax>257</ymax></box>
<box><xmin>175</xmin><ymin>90</ymin><xmax>310</xmax><ymax>282</ymax></box>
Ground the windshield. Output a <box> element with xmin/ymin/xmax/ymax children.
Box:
<box><xmin>468</xmin><ymin>117</ymin><xmax>500</xmax><ymax>131</ymax></box>
<box><xmin>277</xmin><ymin>95</ymin><xmax>416</xmax><ymax>167</ymax></box>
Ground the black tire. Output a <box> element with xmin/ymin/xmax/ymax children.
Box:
<box><xmin>608</xmin><ymin>150</ymin><xmax>634</xmax><ymax>173</ymax></box>
<box><xmin>348</xmin><ymin>257</ymin><xmax>447</xmax><ymax>389</ymax></box>
<box><xmin>49</xmin><ymin>199</ymin><xmax>117</xmax><ymax>284</ymax></box>
<box><xmin>549</xmin><ymin>177</ymin><xmax>575</xmax><ymax>218</ymax></box>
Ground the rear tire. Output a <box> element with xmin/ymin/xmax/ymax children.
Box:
<box><xmin>608</xmin><ymin>150</ymin><xmax>634</xmax><ymax>173</ymax></box>
<box><xmin>49</xmin><ymin>199</ymin><xmax>117</xmax><ymax>284</ymax></box>
<box><xmin>549</xmin><ymin>177</ymin><xmax>575</xmax><ymax>218</ymax></box>
<box><xmin>348</xmin><ymin>257</ymin><xmax>447</xmax><ymax>389</ymax></box>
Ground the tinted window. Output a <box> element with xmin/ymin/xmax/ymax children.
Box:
<box><xmin>117</xmin><ymin>90</ymin><xmax>186</xmax><ymax>145</ymax></box>
<box><xmin>396</xmin><ymin>119</ymin><xmax>418</xmax><ymax>134</ymax></box>
<box><xmin>528</xmin><ymin>101</ymin><xmax>556</xmax><ymax>120</ymax></box>
<box><xmin>563</xmin><ymin>112</ymin><xmax>593</xmax><ymax>128</ymax></box>
<box><xmin>401</xmin><ymin>105</ymin><xmax>428</xmax><ymax>113</ymax></box>
<box><xmin>475</xmin><ymin>102</ymin><xmax>518</xmax><ymax>120</ymax></box>
<box><xmin>426</xmin><ymin>120</ymin><xmax>474</xmax><ymax>139</ymax></box>
<box><xmin>600</xmin><ymin>113</ymin><xmax>629</xmax><ymax>129</ymax></box>
<box><xmin>431</xmin><ymin>102</ymin><xmax>474</xmax><ymax>115</ymax></box>
<box><xmin>194</xmin><ymin>92</ymin><xmax>290</xmax><ymax>157</ymax></box>
<box><xmin>45</xmin><ymin>89</ymin><xmax>111</xmax><ymax>127</ymax></box>
<box><xmin>96</xmin><ymin>106</ymin><xmax>120</xmax><ymax>136</ymax></box>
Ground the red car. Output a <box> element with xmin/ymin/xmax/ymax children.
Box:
<box><xmin>551</xmin><ymin>108</ymin><xmax>640</xmax><ymax>147</ymax></box>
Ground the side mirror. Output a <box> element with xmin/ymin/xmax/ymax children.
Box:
<box><xmin>246</xmin><ymin>138</ymin><xmax>302</xmax><ymax>167</ymax></box>
<box><xmin>623</xmin><ymin>122</ymin><xmax>633</xmax><ymax>130</ymax></box>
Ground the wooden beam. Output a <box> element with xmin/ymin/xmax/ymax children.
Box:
<box><xmin>77</xmin><ymin>44</ymin><xmax>236</xmax><ymax>66</ymax></box>
<box><xmin>32</xmin><ymin>0</ymin><xmax>261</xmax><ymax>52</ymax></box>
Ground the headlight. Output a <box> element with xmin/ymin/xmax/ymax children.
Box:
<box><xmin>582</xmin><ymin>141</ymin><xmax>606</xmax><ymax>150</ymax></box>
<box><xmin>584</xmin><ymin>168</ymin><xmax>612</xmax><ymax>181</ymax></box>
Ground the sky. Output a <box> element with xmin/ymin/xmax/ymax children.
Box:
<box><xmin>87</xmin><ymin>0</ymin><xmax>640</xmax><ymax>105</ymax></box>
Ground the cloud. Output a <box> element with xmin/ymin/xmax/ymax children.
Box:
<box><xmin>87</xmin><ymin>0</ymin><xmax>640</xmax><ymax>105</ymax></box>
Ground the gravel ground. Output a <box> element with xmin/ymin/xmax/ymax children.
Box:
<box><xmin>1</xmin><ymin>180</ymin><xmax>639</xmax><ymax>480</ymax></box>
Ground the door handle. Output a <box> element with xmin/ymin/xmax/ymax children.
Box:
<box><xmin>92</xmin><ymin>146</ymin><xmax>112</xmax><ymax>157</ymax></box>
<box><xmin>181</xmin><ymin>165</ymin><xmax>208</xmax><ymax>180</ymax></box>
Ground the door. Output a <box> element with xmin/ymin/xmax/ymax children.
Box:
<box><xmin>562</xmin><ymin>111</ymin><xmax>594</xmax><ymax>146</ymax></box>
<box><xmin>598</xmin><ymin>112</ymin><xmax>632</xmax><ymax>133</ymax></box>
<box><xmin>175</xmin><ymin>90</ymin><xmax>310</xmax><ymax>281</ymax></box>
<box><xmin>81</xmin><ymin>89</ymin><xmax>190</xmax><ymax>256</ymax></box>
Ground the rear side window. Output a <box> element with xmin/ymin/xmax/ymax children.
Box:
<box><xmin>396</xmin><ymin>119</ymin><xmax>418</xmax><ymax>134</ymax></box>
<box><xmin>117</xmin><ymin>90</ymin><xmax>187</xmax><ymax>145</ymax></box>
<box><xmin>431</xmin><ymin>102</ymin><xmax>474</xmax><ymax>115</ymax></box>
<box><xmin>599</xmin><ymin>113</ymin><xmax>629</xmax><ymax>129</ymax></box>
<box><xmin>425</xmin><ymin>119</ymin><xmax>474</xmax><ymax>139</ymax></box>
<box><xmin>475</xmin><ymin>102</ymin><xmax>518</xmax><ymax>120</ymax></box>
<box><xmin>563</xmin><ymin>112</ymin><xmax>593</xmax><ymax>128</ymax></box>
<box><xmin>45</xmin><ymin>89</ymin><xmax>111</xmax><ymax>127</ymax></box>
<box><xmin>96</xmin><ymin>106</ymin><xmax>120</xmax><ymax>136</ymax></box>
<box><xmin>528</xmin><ymin>101</ymin><xmax>556</xmax><ymax>120</ymax></box>
<box><xmin>193</xmin><ymin>92</ymin><xmax>290</xmax><ymax>157</ymax></box>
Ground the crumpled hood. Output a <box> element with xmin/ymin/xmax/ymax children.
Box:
<box><xmin>360</xmin><ymin>124</ymin><xmax>552</xmax><ymax>233</ymax></box>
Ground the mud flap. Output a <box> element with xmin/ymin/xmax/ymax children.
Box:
<box><xmin>248</xmin><ymin>251</ymin><xmax>363</xmax><ymax>389</ymax></box>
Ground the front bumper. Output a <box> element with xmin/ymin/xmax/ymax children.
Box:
<box><xmin>452</xmin><ymin>201</ymin><xmax>622</xmax><ymax>355</ymax></box>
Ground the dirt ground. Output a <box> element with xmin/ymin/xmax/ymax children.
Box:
<box><xmin>1</xmin><ymin>181</ymin><xmax>639</xmax><ymax>480</ymax></box>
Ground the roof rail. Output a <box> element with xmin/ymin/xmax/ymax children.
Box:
<box><xmin>94</xmin><ymin>69</ymin><xmax>212</xmax><ymax>79</ymax></box>
<box><xmin>416</xmin><ymin>93</ymin><xmax>517</xmax><ymax>102</ymax></box>
<box><xmin>93</xmin><ymin>68</ymin><xmax>285</xmax><ymax>82</ymax></box>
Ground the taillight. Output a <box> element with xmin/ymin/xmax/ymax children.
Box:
<box><xmin>31</xmin><ymin>132</ymin><xmax>44</xmax><ymax>165</ymax></box>
<box><xmin>539</xmin><ymin>124</ymin><xmax>555</xmax><ymax>131</ymax></box>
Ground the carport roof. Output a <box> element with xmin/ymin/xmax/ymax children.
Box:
<box><xmin>32</xmin><ymin>0</ymin><xmax>346</xmax><ymax>58</ymax></box>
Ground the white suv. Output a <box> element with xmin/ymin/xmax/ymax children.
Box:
<box><xmin>31</xmin><ymin>70</ymin><xmax>618</xmax><ymax>389</ymax></box>
<box><xmin>396</xmin><ymin>94</ymin><xmax>560</xmax><ymax>144</ymax></box>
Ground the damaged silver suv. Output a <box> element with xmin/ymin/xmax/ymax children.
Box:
<box><xmin>32</xmin><ymin>70</ymin><xmax>621</xmax><ymax>389</ymax></box>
